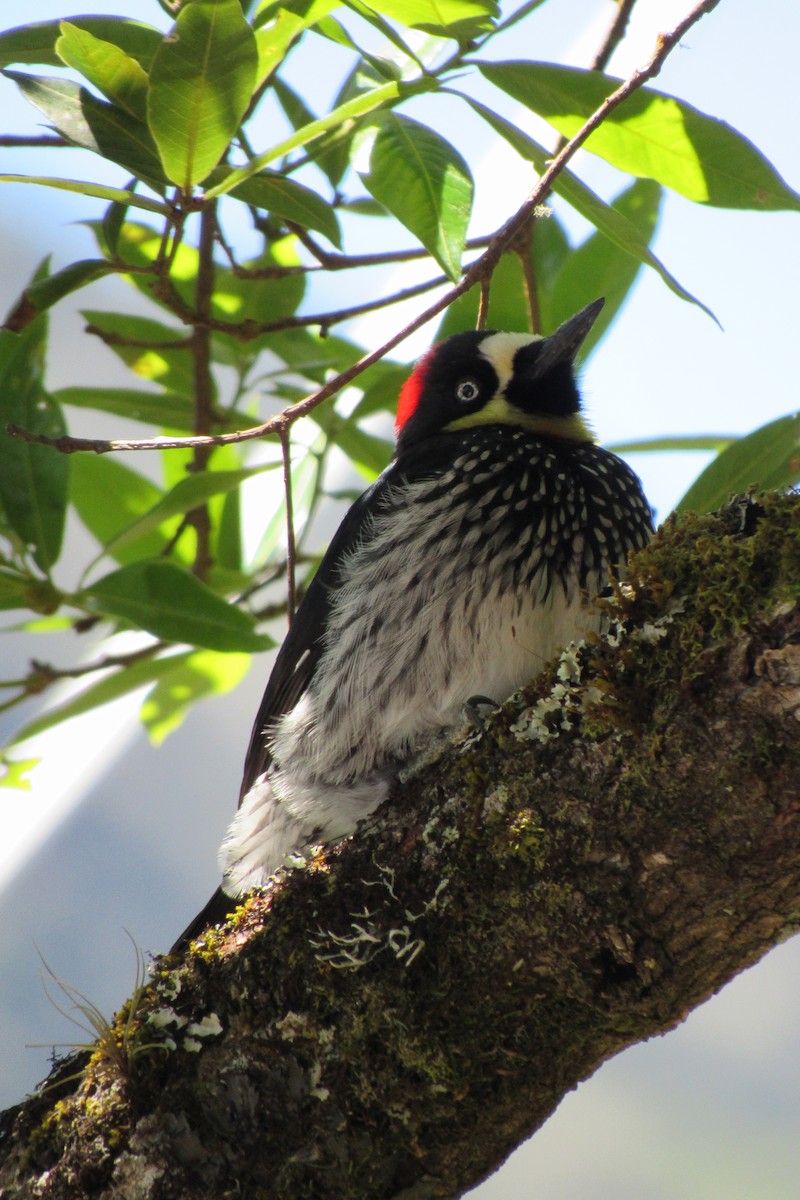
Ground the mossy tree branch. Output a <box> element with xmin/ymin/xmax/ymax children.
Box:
<box><xmin>1</xmin><ymin>492</ymin><xmax>798</xmax><ymax>1200</ymax></box>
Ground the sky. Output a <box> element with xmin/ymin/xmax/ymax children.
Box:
<box><xmin>0</xmin><ymin>1</ymin><xmax>799</xmax><ymax>1197</ymax></box>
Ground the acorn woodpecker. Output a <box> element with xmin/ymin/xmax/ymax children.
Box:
<box><xmin>174</xmin><ymin>299</ymin><xmax>653</xmax><ymax>948</ymax></box>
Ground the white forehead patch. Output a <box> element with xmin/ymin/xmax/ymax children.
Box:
<box><xmin>479</xmin><ymin>331</ymin><xmax>542</xmax><ymax>393</ymax></box>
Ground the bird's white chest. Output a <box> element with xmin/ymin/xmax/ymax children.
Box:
<box><xmin>271</xmin><ymin>465</ymin><xmax>599</xmax><ymax>784</ymax></box>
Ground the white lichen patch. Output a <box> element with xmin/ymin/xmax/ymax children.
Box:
<box><xmin>186</xmin><ymin>1013</ymin><xmax>223</xmax><ymax>1039</ymax></box>
<box><xmin>511</xmin><ymin>641</ymin><xmax>589</xmax><ymax>743</ymax></box>
<box><xmin>147</xmin><ymin>1007</ymin><xmax>188</xmax><ymax>1031</ymax></box>
<box><xmin>311</xmin><ymin>869</ymin><xmax>449</xmax><ymax>970</ymax></box>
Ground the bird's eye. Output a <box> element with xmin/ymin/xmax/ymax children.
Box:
<box><xmin>455</xmin><ymin>378</ymin><xmax>480</xmax><ymax>403</ymax></box>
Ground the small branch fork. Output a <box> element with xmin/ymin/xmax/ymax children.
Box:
<box><xmin>6</xmin><ymin>0</ymin><xmax>719</xmax><ymax>460</ymax></box>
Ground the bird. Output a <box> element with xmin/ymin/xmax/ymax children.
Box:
<box><xmin>172</xmin><ymin>298</ymin><xmax>653</xmax><ymax>950</ymax></box>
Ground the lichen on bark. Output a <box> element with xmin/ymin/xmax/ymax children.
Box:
<box><xmin>1</xmin><ymin>491</ymin><xmax>799</xmax><ymax>1200</ymax></box>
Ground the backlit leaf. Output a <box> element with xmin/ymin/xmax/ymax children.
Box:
<box><xmin>465</xmin><ymin>97</ymin><xmax>715</xmax><ymax>322</ymax></box>
<box><xmin>479</xmin><ymin>61</ymin><xmax>800</xmax><ymax>211</ymax></box>
<box><xmin>80</xmin><ymin>311</ymin><xmax>194</xmax><ymax>393</ymax></box>
<box><xmin>85</xmin><ymin>560</ymin><xmax>271</xmax><ymax>651</ymax></box>
<box><xmin>56</xmin><ymin>22</ymin><xmax>149</xmax><ymax>121</ymax></box>
<box><xmin>100</xmin><ymin>465</ymin><xmax>281</xmax><ymax>562</ymax></box>
<box><xmin>147</xmin><ymin>0</ymin><xmax>258</xmax><ymax>187</ymax></box>
<box><xmin>358</xmin><ymin>113</ymin><xmax>473</xmax><ymax>281</ymax></box>
<box><xmin>69</xmin><ymin>454</ymin><xmax>182</xmax><ymax>566</ymax></box>
<box><xmin>0</xmin><ymin>174</ymin><xmax>167</xmax><ymax>216</ymax></box>
<box><xmin>0</xmin><ymin>17</ymin><xmax>163</xmax><ymax>69</ymax></box>
<box><xmin>8</xmin><ymin>71</ymin><xmax>165</xmax><ymax>186</ymax></box>
<box><xmin>546</xmin><ymin>178</ymin><xmax>663</xmax><ymax>356</ymax></box>
<box><xmin>141</xmin><ymin>649</ymin><xmax>254</xmax><ymax>744</ymax></box>
<box><xmin>370</xmin><ymin>0</ymin><xmax>497</xmax><ymax>39</ymax></box>
<box><xmin>677</xmin><ymin>413</ymin><xmax>800</xmax><ymax>514</ymax></box>
<box><xmin>6</xmin><ymin>652</ymin><xmax>196</xmax><ymax>750</ymax></box>
<box><xmin>228</xmin><ymin>170</ymin><xmax>342</xmax><ymax>246</ymax></box>
<box><xmin>4</xmin><ymin>260</ymin><xmax>115</xmax><ymax>332</ymax></box>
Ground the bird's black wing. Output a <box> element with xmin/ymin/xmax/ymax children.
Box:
<box><xmin>237</xmin><ymin>462</ymin><xmax>400</xmax><ymax>799</ymax></box>
<box><xmin>171</xmin><ymin>442</ymin><xmax>456</xmax><ymax>953</ymax></box>
<box><xmin>171</xmin><ymin>467</ymin><xmax>399</xmax><ymax>952</ymax></box>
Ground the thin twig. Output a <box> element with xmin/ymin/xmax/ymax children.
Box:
<box><xmin>286</xmin><ymin>225</ymin><xmax>494</xmax><ymax>274</ymax></box>
<box><xmin>592</xmin><ymin>0</ymin><xmax>640</xmax><ymax>72</ymax></box>
<box><xmin>0</xmin><ymin>135</ymin><xmax>67</xmax><ymax>148</ymax></box>
<box><xmin>161</xmin><ymin>271</ymin><xmax>451</xmax><ymax>341</ymax></box>
<box><xmin>5</xmin><ymin>0</ymin><xmax>721</xmax><ymax>459</ymax></box>
<box><xmin>0</xmin><ymin>643</ymin><xmax>164</xmax><ymax>707</ymax></box>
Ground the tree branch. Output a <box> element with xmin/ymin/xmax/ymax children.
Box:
<box><xmin>1</xmin><ymin>493</ymin><xmax>798</xmax><ymax>1199</ymax></box>
<box><xmin>4</xmin><ymin>0</ymin><xmax>720</xmax><ymax>460</ymax></box>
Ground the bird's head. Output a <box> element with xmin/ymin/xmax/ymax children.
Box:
<box><xmin>395</xmin><ymin>298</ymin><xmax>604</xmax><ymax>454</ymax></box>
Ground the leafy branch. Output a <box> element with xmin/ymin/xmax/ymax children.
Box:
<box><xmin>0</xmin><ymin>0</ymin><xmax>798</xmax><ymax>777</ymax></box>
<box><xmin>5</xmin><ymin>0</ymin><xmax>723</xmax><ymax>459</ymax></box>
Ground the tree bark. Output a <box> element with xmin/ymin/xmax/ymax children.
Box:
<box><xmin>1</xmin><ymin>492</ymin><xmax>798</xmax><ymax>1200</ymax></box>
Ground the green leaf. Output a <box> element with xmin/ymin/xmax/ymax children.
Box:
<box><xmin>54</xmin><ymin>386</ymin><xmax>201</xmax><ymax>431</ymax></box>
<box><xmin>370</xmin><ymin>0</ymin><xmax>498</xmax><ymax>39</ymax></box>
<box><xmin>204</xmin><ymin>77</ymin><xmax>404</xmax><ymax>198</ymax></box>
<box><xmin>0</xmin><ymin>295</ymin><xmax>68</xmax><ymax>572</ymax></box>
<box><xmin>5</xmin><ymin>650</ymin><xmax>197</xmax><ymax>750</ymax></box>
<box><xmin>0</xmin><ymin>755</ymin><xmax>39</xmax><ymax>790</ymax></box>
<box><xmin>7</xmin><ymin>72</ymin><xmax>166</xmax><ymax>187</ymax></box>
<box><xmin>0</xmin><ymin>17</ymin><xmax>163</xmax><ymax>70</ymax></box>
<box><xmin>3</xmin><ymin>260</ymin><xmax>115</xmax><ymax>332</ymax></box>
<box><xmin>358</xmin><ymin>113</ymin><xmax>473</xmax><ymax>281</ymax></box>
<box><xmin>226</xmin><ymin>169</ymin><xmax>342</xmax><ymax>247</ymax></box>
<box><xmin>213</xmin><ymin>235</ymin><xmax>307</xmax><ymax>326</ymax></box>
<box><xmin>478</xmin><ymin>62</ymin><xmax>800</xmax><ymax>212</ymax></box>
<box><xmin>99</xmin><ymin>466</ymin><xmax>280</xmax><ymax>563</ymax></box>
<box><xmin>546</xmin><ymin>178</ymin><xmax>663</xmax><ymax>356</ymax></box>
<box><xmin>265</xmin><ymin>328</ymin><xmax>360</xmax><ymax>384</ymax></box>
<box><xmin>141</xmin><ymin>648</ymin><xmax>253</xmax><ymax>744</ymax></box>
<box><xmin>217</xmin><ymin>487</ymin><xmax>242</xmax><ymax>571</ymax></box>
<box><xmin>147</xmin><ymin>0</ymin><xmax>258</xmax><ymax>188</ymax></box>
<box><xmin>0</xmin><ymin>174</ymin><xmax>168</xmax><ymax>216</ymax></box>
<box><xmin>465</xmin><ymin>97</ymin><xmax>716</xmax><ymax>323</ymax></box>
<box><xmin>435</xmin><ymin>250</ymin><xmax>530</xmax><ymax>339</ymax></box>
<box><xmin>69</xmin><ymin>454</ymin><xmax>183</xmax><ymax>567</ymax></box>
<box><xmin>608</xmin><ymin>435</ymin><xmax>734</xmax><ymax>454</ymax></box>
<box><xmin>85</xmin><ymin>560</ymin><xmax>270</xmax><ymax>651</ymax></box>
<box><xmin>81</xmin><ymin>310</ymin><xmax>194</xmax><ymax>393</ymax></box>
<box><xmin>677</xmin><ymin>413</ymin><xmax>800</xmax><ymax>514</ymax></box>
<box><xmin>252</xmin><ymin>446</ymin><xmax>321</xmax><ymax>566</ymax></box>
<box><xmin>56</xmin><ymin>22</ymin><xmax>149</xmax><ymax>121</ymax></box>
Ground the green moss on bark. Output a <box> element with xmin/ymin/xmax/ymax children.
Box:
<box><xmin>2</xmin><ymin>493</ymin><xmax>799</xmax><ymax>1200</ymax></box>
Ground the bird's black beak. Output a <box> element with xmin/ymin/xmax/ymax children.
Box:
<box><xmin>526</xmin><ymin>298</ymin><xmax>605</xmax><ymax>381</ymax></box>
